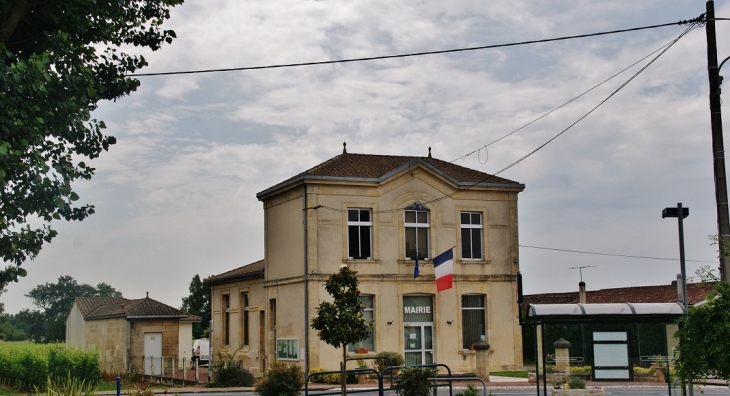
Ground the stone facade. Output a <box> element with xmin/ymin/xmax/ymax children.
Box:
<box><xmin>208</xmin><ymin>153</ymin><xmax>525</xmax><ymax>374</ymax></box>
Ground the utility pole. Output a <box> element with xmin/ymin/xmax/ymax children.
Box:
<box><xmin>705</xmin><ymin>1</ymin><xmax>729</xmax><ymax>281</ymax></box>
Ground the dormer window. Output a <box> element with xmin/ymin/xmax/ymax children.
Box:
<box><xmin>405</xmin><ymin>201</ymin><xmax>429</xmax><ymax>260</ymax></box>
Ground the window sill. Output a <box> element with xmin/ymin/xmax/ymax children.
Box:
<box><xmin>347</xmin><ymin>351</ymin><xmax>376</xmax><ymax>357</ymax></box>
<box><xmin>397</xmin><ymin>259</ymin><xmax>430</xmax><ymax>264</ymax></box>
<box><xmin>457</xmin><ymin>259</ymin><xmax>490</xmax><ymax>265</ymax></box>
<box><xmin>458</xmin><ymin>349</ymin><xmax>476</xmax><ymax>356</ymax></box>
<box><xmin>343</xmin><ymin>259</ymin><xmax>380</xmax><ymax>264</ymax></box>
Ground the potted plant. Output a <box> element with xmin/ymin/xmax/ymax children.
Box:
<box><xmin>355</xmin><ymin>347</ymin><xmax>369</xmax><ymax>354</ymax></box>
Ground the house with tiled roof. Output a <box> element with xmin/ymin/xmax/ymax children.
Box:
<box><xmin>66</xmin><ymin>294</ymin><xmax>201</xmax><ymax>374</ymax></box>
<box><xmin>524</xmin><ymin>281</ymin><xmax>717</xmax><ymax>306</ymax></box>
<box><xmin>205</xmin><ymin>146</ymin><xmax>525</xmax><ymax>375</ymax></box>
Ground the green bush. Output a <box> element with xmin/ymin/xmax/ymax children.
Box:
<box><xmin>255</xmin><ymin>362</ymin><xmax>304</xmax><ymax>396</ymax></box>
<box><xmin>373</xmin><ymin>351</ymin><xmax>404</xmax><ymax>370</ymax></box>
<box><xmin>455</xmin><ymin>384</ymin><xmax>480</xmax><ymax>396</ymax></box>
<box><xmin>207</xmin><ymin>355</ymin><xmax>255</xmax><ymax>387</ymax></box>
<box><xmin>569</xmin><ymin>366</ymin><xmax>592</xmax><ymax>374</ymax></box>
<box><xmin>392</xmin><ymin>367</ymin><xmax>437</xmax><ymax>396</ymax></box>
<box><xmin>35</xmin><ymin>374</ymin><xmax>95</xmax><ymax>396</ymax></box>
<box><xmin>306</xmin><ymin>368</ymin><xmax>356</xmax><ymax>384</ymax></box>
<box><xmin>567</xmin><ymin>376</ymin><xmax>586</xmax><ymax>389</ymax></box>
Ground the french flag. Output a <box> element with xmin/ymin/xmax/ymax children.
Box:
<box><xmin>433</xmin><ymin>248</ymin><xmax>454</xmax><ymax>292</ymax></box>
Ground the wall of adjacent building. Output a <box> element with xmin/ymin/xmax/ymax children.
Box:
<box><xmin>66</xmin><ymin>303</ymin><xmax>86</xmax><ymax>350</ymax></box>
<box><xmin>84</xmin><ymin>317</ymin><xmax>130</xmax><ymax>374</ymax></box>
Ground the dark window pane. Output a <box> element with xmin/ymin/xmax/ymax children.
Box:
<box><xmin>417</xmin><ymin>229</ymin><xmax>428</xmax><ymax>259</ymax></box>
<box><xmin>462</xmin><ymin>295</ymin><xmax>486</xmax><ymax>349</ymax></box>
<box><xmin>405</xmin><ymin>211</ymin><xmax>416</xmax><ymax>223</ymax></box>
<box><xmin>405</xmin><ymin>228</ymin><xmax>417</xmax><ymax>258</ymax></box>
<box><xmin>462</xmin><ymin>229</ymin><xmax>472</xmax><ymax>259</ymax></box>
<box><xmin>348</xmin><ymin>209</ymin><xmax>358</xmax><ymax>222</ymax></box>
<box><xmin>349</xmin><ymin>225</ymin><xmax>360</xmax><ymax>258</ymax></box>
<box><xmin>360</xmin><ymin>210</ymin><xmax>370</xmax><ymax>222</ymax></box>
<box><xmin>461</xmin><ymin>212</ymin><xmax>470</xmax><ymax>225</ymax></box>
<box><xmin>463</xmin><ymin>295</ymin><xmax>485</xmax><ymax>308</ymax></box>
<box><xmin>471</xmin><ymin>229</ymin><xmax>482</xmax><ymax>259</ymax></box>
<box><xmin>417</xmin><ymin>211</ymin><xmax>428</xmax><ymax>223</ymax></box>
<box><xmin>361</xmin><ymin>226</ymin><xmax>371</xmax><ymax>258</ymax></box>
<box><xmin>472</xmin><ymin>213</ymin><xmax>481</xmax><ymax>225</ymax></box>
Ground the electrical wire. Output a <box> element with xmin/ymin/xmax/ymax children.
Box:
<box><xmin>449</xmin><ymin>34</ymin><xmax>694</xmax><ymax>164</ymax></box>
<box><xmin>520</xmin><ymin>244</ymin><xmax>716</xmax><ymax>263</ymax></box>
<box><xmin>128</xmin><ymin>17</ymin><xmax>704</xmax><ymax>77</ymax></box>
<box><xmin>311</xmin><ymin>21</ymin><xmax>700</xmax><ymax>215</ymax></box>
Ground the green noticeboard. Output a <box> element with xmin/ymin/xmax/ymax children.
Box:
<box><xmin>277</xmin><ymin>339</ymin><xmax>298</xmax><ymax>360</ymax></box>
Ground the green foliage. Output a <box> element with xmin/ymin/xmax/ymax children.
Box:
<box><xmin>306</xmin><ymin>368</ymin><xmax>356</xmax><ymax>385</ymax></box>
<box><xmin>392</xmin><ymin>367</ymin><xmax>437</xmax><ymax>396</ymax></box>
<box><xmin>455</xmin><ymin>384</ymin><xmax>480</xmax><ymax>396</ymax></box>
<box><xmin>206</xmin><ymin>353</ymin><xmax>254</xmax><ymax>388</ymax></box>
<box><xmin>0</xmin><ymin>0</ymin><xmax>182</xmax><ymax>288</ymax></box>
<box><xmin>0</xmin><ymin>342</ymin><xmax>99</xmax><ymax>391</ymax></box>
<box><xmin>311</xmin><ymin>266</ymin><xmax>374</xmax><ymax>349</ymax></box>
<box><xmin>21</xmin><ymin>276</ymin><xmax>121</xmax><ymax>342</ymax></box>
<box><xmin>255</xmin><ymin>362</ymin><xmax>304</xmax><ymax>396</ymax></box>
<box><xmin>180</xmin><ymin>275</ymin><xmax>211</xmax><ymax>339</ymax></box>
<box><xmin>567</xmin><ymin>377</ymin><xmax>585</xmax><ymax>389</ymax></box>
<box><xmin>34</xmin><ymin>374</ymin><xmax>95</xmax><ymax>396</ymax></box>
<box><xmin>568</xmin><ymin>366</ymin><xmax>592</xmax><ymax>374</ymax></box>
<box><xmin>674</xmin><ymin>281</ymin><xmax>730</xmax><ymax>384</ymax></box>
<box><xmin>373</xmin><ymin>351</ymin><xmax>404</xmax><ymax>371</ymax></box>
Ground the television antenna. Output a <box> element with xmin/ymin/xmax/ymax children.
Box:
<box><xmin>569</xmin><ymin>265</ymin><xmax>596</xmax><ymax>282</ymax></box>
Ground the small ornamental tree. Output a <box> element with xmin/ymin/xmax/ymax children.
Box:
<box><xmin>673</xmin><ymin>280</ymin><xmax>730</xmax><ymax>385</ymax></box>
<box><xmin>311</xmin><ymin>265</ymin><xmax>373</xmax><ymax>396</ymax></box>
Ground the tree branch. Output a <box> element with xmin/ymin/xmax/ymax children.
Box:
<box><xmin>0</xmin><ymin>0</ymin><xmax>29</xmax><ymax>44</ymax></box>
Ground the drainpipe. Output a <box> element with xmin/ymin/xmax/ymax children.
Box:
<box><xmin>303</xmin><ymin>184</ymin><xmax>310</xmax><ymax>374</ymax></box>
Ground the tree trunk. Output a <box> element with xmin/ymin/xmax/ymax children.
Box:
<box><xmin>341</xmin><ymin>346</ymin><xmax>347</xmax><ymax>396</ymax></box>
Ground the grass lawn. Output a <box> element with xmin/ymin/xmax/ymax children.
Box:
<box><xmin>0</xmin><ymin>385</ymin><xmax>31</xmax><ymax>396</ymax></box>
<box><xmin>490</xmin><ymin>370</ymin><xmax>530</xmax><ymax>378</ymax></box>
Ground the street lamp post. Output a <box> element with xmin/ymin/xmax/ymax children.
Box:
<box><xmin>662</xmin><ymin>203</ymin><xmax>692</xmax><ymax>396</ymax></box>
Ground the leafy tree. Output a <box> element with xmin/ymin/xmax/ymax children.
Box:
<box><xmin>311</xmin><ymin>265</ymin><xmax>373</xmax><ymax>396</ymax></box>
<box><xmin>0</xmin><ymin>0</ymin><xmax>183</xmax><ymax>289</ymax></box>
<box><xmin>24</xmin><ymin>275</ymin><xmax>121</xmax><ymax>341</ymax></box>
<box><xmin>181</xmin><ymin>274</ymin><xmax>211</xmax><ymax>338</ymax></box>
<box><xmin>673</xmin><ymin>281</ymin><xmax>730</xmax><ymax>385</ymax></box>
<box><xmin>12</xmin><ymin>308</ymin><xmax>45</xmax><ymax>341</ymax></box>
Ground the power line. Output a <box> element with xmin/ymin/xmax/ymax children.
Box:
<box><xmin>521</xmin><ymin>244</ymin><xmax>716</xmax><ymax>263</ymax></box>
<box><xmin>314</xmin><ymin>22</ymin><xmax>700</xmax><ymax>215</ymax></box>
<box><xmin>129</xmin><ymin>17</ymin><xmax>703</xmax><ymax>77</ymax></box>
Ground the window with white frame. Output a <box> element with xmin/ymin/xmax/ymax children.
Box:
<box><xmin>405</xmin><ymin>203</ymin><xmax>429</xmax><ymax>260</ymax></box>
<box><xmin>460</xmin><ymin>212</ymin><xmax>483</xmax><ymax>260</ymax></box>
<box><xmin>348</xmin><ymin>209</ymin><xmax>372</xmax><ymax>259</ymax></box>
<box><xmin>348</xmin><ymin>295</ymin><xmax>374</xmax><ymax>352</ymax></box>
<box><xmin>462</xmin><ymin>295</ymin><xmax>486</xmax><ymax>349</ymax></box>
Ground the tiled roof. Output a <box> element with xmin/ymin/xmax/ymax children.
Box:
<box><xmin>524</xmin><ymin>282</ymin><xmax>718</xmax><ymax>306</ymax></box>
<box><xmin>204</xmin><ymin>259</ymin><xmax>264</xmax><ymax>285</ymax></box>
<box><xmin>257</xmin><ymin>153</ymin><xmax>523</xmax><ymax>199</ymax></box>
<box><xmin>74</xmin><ymin>297</ymin><xmax>129</xmax><ymax>316</ymax></box>
<box><xmin>81</xmin><ymin>296</ymin><xmax>200</xmax><ymax>321</ymax></box>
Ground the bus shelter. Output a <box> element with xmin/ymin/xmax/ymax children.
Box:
<box><xmin>524</xmin><ymin>302</ymin><xmax>685</xmax><ymax>395</ymax></box>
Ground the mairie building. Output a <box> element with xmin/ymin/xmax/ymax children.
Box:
<box><xmin>205</xmin><ymin>147</ymin><xmax>525</xmax><ymax>375</ymax></box>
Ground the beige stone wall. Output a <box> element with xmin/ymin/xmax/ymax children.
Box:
<box><xmin>84</xmin><ymin>318</ymin><xmax>129</xmax><ymax>374</ymax></box>
<box><xmin>66</xmin><ymin>304</ymin><xmax>86</xmax><ymax>350</ymax></box>
<box><xmin>178</xmin><ymin>322</ymin><xmax>193</xmax><ymax>365</ymax></box>
<box><xmin>218</xmin><ymin>162</ymin><xmax>524</xmax><ymax>374</ymax></box>
<box><xmin>128</xmin><ymin>319</ymin><xmax>182</xmax><ymax>373</ymax></box>
<box><xmin>210</xmin><ymin>276</ymin><xmax>267</xmax><ymax>376</ymax></box>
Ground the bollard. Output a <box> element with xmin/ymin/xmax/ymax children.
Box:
<box><xmin>116</xmin><ymin>376</ymin><xmax>120</xmax><ymax>396</ymax></box>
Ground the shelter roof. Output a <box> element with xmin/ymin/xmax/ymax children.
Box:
<box><xmin>204</xmin><ymin>259</ymin><xmax>265</xmax><ymax>285</ymax></box>
<box><xmin>524</xmin><ymin>281</ymin><xmax>717</xmax><ymax>306</ymax></box>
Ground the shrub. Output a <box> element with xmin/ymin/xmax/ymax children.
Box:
<box><xmin>305</xmin><ymin>368</ymin><xmax>356</xmax><ymax>384</ymax></box>
<box><xmin>207</xmin><ymin>356</ymin><xmax>255</xmax><ymax>388</ymax></box>
<box><xmin>455</xmin><ymin>384</ymin><xmax>480</xmax><ymax>396</ymax></box>
<box><xmin>255</xmin><ymin>362</ymin><xmax>304</xmax><ymax>396</ymax></box>
<box><xmin>392</xmin><ymin>367</ymin><xmax>437</xmax><ymax>396</ymax></box>
<box><xmin>373</xmin><ymin>351</ymin><xmax>404</xmax><ymax>371</ymax></box>
<box><xmin>569</xmin><ymin>366</ymin><xmax>592</xmax><ymax>374</ymax></box>
<box><xmin>567</xmin><ymin>376</ymin><xmax>586</xmax><ymax>390</ymax></box>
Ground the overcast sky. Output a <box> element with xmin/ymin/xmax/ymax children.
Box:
<box><xmin>4</xmin><ymin>0</ymin><xmax>730</xmax><ymax>314</ymax></box>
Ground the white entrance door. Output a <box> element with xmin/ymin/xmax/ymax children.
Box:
<box><xmin>404</xmin><ymin>324</ymin><xmax>433</xmax><ymax>366</ymax></box>
<box><xmin>144</xmin><ymin>332</ymin><xmax>163</xmax><ymax>375</ymax></box>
